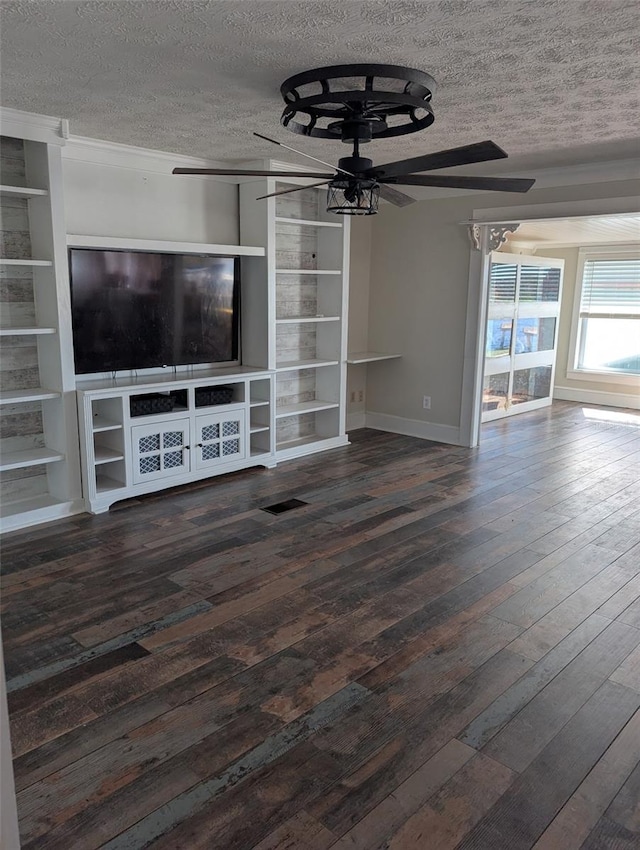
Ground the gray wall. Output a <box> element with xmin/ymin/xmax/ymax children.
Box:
<box><xmin>366</xmin><ymin>179</ymin><xmax>640</xmax><ymax>434</ymax></box>
<box><xmin>347</xmin><ymin>217</ymin><xmax>372</xmax><ymax>420</ymax></box>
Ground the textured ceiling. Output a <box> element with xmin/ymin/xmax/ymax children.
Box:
<box><xmin>1</xmin><ymin>0</ymin><xmax>640</xmax><ymax>173</ymax></box>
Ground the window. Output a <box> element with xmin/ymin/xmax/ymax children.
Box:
<box><xmin>569</xmin><ymin>248</ymin><xmax>640</xmax><ymax>381</ymax></box>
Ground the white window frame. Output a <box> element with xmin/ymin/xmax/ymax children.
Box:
<box><xmin>567</xmin><ymin>245</ymin><xmax>640</xmax><ymax>386</ymax></box>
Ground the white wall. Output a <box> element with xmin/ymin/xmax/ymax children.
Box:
<box><xmin>62</xmin><ymin>157</ymin><xmax>238</xmax><ymax>244</ymax></box>
<box><xmin>366</xmin><ymin>178</ymin><xmax>640</xmax><ymax>439</ymax></box>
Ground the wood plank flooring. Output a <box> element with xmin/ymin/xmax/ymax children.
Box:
<box><xmin>2</xmin><ymin>400</ymin><xmax>640</xmax><ymax>849</ymax></box>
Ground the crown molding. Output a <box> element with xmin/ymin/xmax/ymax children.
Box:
<box><xmin>379</xmin><ymin>156</ymin><xmax>640</xmax><ymax>202</ymax></box>
<box><xmin>0</xmin><ymin>107</ymin><xmax>68</xmax><ymax>145</ymax></box>
<box><xmin>62</xmin><ymin>134</ymin><xmax>238</xmax><ymax>181</ymax></box>
<box><xmin>526</xmin><ymin>157</ymin><xmax>640</xmax><ymax>189</ymax></box>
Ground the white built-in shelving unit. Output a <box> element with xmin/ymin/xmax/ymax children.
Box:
<box><xmin>240</xmin><ymin>168</ymin><xmax>350</xmax><ymax>460</ymax></box>
<box><xmin>0</xmin><ymin>123</ymin><xmax>83</xmax><ymax>533</ymax></box>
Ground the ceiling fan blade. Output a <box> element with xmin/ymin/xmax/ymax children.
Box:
<box><xmin>255</xmin><ymin>180</ymin><xmax>331</xmax><ymax>201</ymax></box>
<box><xmin>253</xmin><ymin>132</ymin><xmax>353</xmax><ymax>176</ymax></box>
<box><xmin>382</xmin><ymin>174</ymin><xmax>535</xmax><ymax>193</ymax></box>
<box><xmin>378</xmin><ymin>184</ymin><xmax>416</xmax><ymax>208</ymax></box>
<box><xmin>367</xmin><ymin>140</ymin><xmax>508</xmax><ymax>180</ymax></box>
<box><xmin>173</xmin><ymin>167</ymin><xmax>333</xmax><ymax>179</ymax></box>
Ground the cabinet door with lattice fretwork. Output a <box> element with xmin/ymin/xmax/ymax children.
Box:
<box><xmin>194</xmin><ymin>409</ymin><xmax>246</xmax><ymax>470</ymax></box>
<box><xmin>131</xmin><ymin>418</ymin><xmax>191</xmax><ymax>484</ymax></box>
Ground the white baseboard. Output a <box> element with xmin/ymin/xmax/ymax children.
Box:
<box><xmin>553</xmin><ymin>385</ymin><xmax>640</xmax><ymax>410</ymax></box>
<box><xmin>365</xmin><ymin>411</ymin><xmax>463</xmax><ymax>446</ymax></box>
<box><xmin>346</xmin><ymin>412</ymin><xmax>366</xmax><ymax>431</ymax></box>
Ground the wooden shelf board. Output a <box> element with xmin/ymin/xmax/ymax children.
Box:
<box><xmin>275</xmin><ymin>269</ymin><xmax>341</xmax><ymax>276</ymax></box>
<box><xmin>346</xmin><ymin>352</ymin><xmax>402</xmax><ymax>365</ymax></box>
<box><xmin>0</xmin><ymin>326</ymin><xmax>56</xmax><ymax>336</ymax></box>
<box><xmin>67</xmin><ymin>235</ymin><xmax>265</xmax><ymax>257</ymax></box>
<box><xmin>250</xmin><ymin>448</ymin><xmax>272</xmax><ymax>458</ymax></box>
<box><xmin>0</xmin><ymin>258</ymin><xmax>52</xmax><ymax>267</ymax></box>
<box><xmin>96</xmin><ymin>473</ymin><xmax>126</xmax><ymax>493</ymax></box>
<box><xmin>276</xmin><ymin>434</ymin><xmax>334</xmax><ymax>452</ymax></box>
<box><xmin>276</xmin><ymin>358</ymin><xmax>339</xmax><ymax>372</ymax></box>
<box><xmin>0</xmin><ymin>388</ymin><xmax>60</xmax><ymax>405</ymax></box>
<box><xmin>129</xmin><ymin>405</ymin><xmax>189</xmax><ymax>422</ymax></box>
<box><xmin>276</xmin><ymin>400</ymin><xmax>339</xmax><ymax>418</ymax></box>
<box><xmin>0</xmin><ymin>447</ymin><xmax>64</xmax><ymax>472</ymax></box>
<box><xmin>94</xmin><ymin>447</ymin><xmax>125</xmax><ymax>465</ymax></box>
<box><xmin>275</xmin><ymin>216</ymin><xmax>342</xmax><ymax>228</ymax></box>
<box><xmin>0</xmin><ymin>185</ymin><xmax>48</xmax><ymax>199</ymax></box>
<box><xmin>92</xmin><ymin>417</ymin><xmax>123</xmax><ymax>432</ymax></box>
<box><xmin>276</xmin><ymin>316</ymin><xmax>340</xmax><ymax>324</ymax></box>
<box><xmin>0</xmin><ymin>494</ymin><xmax>65</xmax><ymax>520</ymax></box>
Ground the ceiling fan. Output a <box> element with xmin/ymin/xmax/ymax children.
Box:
<box><xmin>173</xmin><ymin>64</ymin><xmax>535</xmax><ymax>215</ymax></box>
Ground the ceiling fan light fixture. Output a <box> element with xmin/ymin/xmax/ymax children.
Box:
<box><xmin>326</xmin><ymin>178</ymin><xmax>380</xmax><ymax>215</ymax></box>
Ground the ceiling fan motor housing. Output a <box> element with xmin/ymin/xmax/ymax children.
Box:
<box><xmin>280</xmin><ymin>63</ymin><xmax>436</xmax><ymax>140</ymax></box>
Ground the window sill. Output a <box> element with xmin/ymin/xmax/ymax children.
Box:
<box><xmin>566</xmin><ymin>368</ymin><xmax>640</xmax><ymax>388</ymax></box>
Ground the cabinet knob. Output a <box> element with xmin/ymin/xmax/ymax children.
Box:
<box><xmin>184</xmin><ymin>445</ymin><xmax>190</xmax><ymax>450</ymax></box>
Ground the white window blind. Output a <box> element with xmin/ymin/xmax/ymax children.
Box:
<box><xmin>580</xmin><ymin>258</ymin><xmax>640</xmax><ymax>318</ymax></box>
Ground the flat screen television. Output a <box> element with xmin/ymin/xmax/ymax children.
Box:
<box><xmin>69</xmin><ymin>248</ymin><xmax>240</xmax><ymax>374</ymax></box>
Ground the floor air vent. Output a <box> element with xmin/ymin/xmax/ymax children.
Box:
<box><xmin>261</xmin><ymin>498</ymin><xmax>308</xmax><ymax>515</ymax></box>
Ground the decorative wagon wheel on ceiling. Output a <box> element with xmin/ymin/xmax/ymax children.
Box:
<box><xmin>174</xmin><ymin>64</ymin><xmax>535</xmax><ymax>214</ymax></box>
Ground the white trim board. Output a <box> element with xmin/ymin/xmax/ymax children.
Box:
<box><xmin>63</xmin><ymin>134</ymin><xmax>237</xmax><ymax>180</ymax></box>
<box><xmin>0</xmin><ymin>106</ymin><xmax>67</xmax><ymax>145</ymax></box>
<box><xmin>365</xmin><ymin>412</ymin><xmax>463</xmax><ymax>446</ymax></box>
<box><xmin>67</xmin><ymin>235</ymin><xmax>265</xmax><ymax>256</ymax></box>
<box><xmin>553</xmin><ymin>386</ymin><xmax>640</xmax><ymax>410</ymax></box>
<box><xmin>466</xmin><ymin>197</ymin><xmax>640</xmax><ymax>226</ymax></box>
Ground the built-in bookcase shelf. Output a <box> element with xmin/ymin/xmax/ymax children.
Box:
<box><xmin>0</xmin><ymin>448</ymin><xmax>64</xmax><ymax>472</ymax></box>
<box><xmin>0</xmin><ymin>326</ymin><xmax>56</xmax><ymax>336</ymax></box>
<box><xmin>274</xmin><ymin>216</ymin><xmax>342</xmax><ymax>228</ymax></box>
<box><xmin>276</xmin><ymin>358</ymin><xmax>339</xmax><ymax>372</ymax></box>
<box><xmin>276</xmin><ymin>316</ymin><xmax>340</xmax><ymax>324</ymax></box>
<box><xmin>0</xmin><ymin>388</ymin><xmax>60</xmax><ymax>405</ymax></box>
<box><xmin>0</xmin><ymin>184</ymin><xmax>48</xmax><ymax>198</ymax></box>
<box><xmin>275</xmin><ymin>268</ymin><xmax>341</xmax><ymax>275</ymax></box>
<box><xmin>0</xmin><ymin>258</ymin><xmax>52</xmax><ymax>267</ymax></box>
<box><xmin>0</xmin><ymin>494</ymin><xmax>68</xmax><ymax>523</ymax></box>
<box><xmin>276</xmin><ymin>400</ymin><xmax>339</xmax><ymax>418</ymax></box>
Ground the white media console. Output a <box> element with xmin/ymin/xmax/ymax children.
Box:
<box><xmin>77</xmin><ymin>366</ymin><xmax>275</xmax><ymax>514</ymax></box>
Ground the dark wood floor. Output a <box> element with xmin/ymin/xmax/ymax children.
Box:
<box><xmin>2</xmin><ymin>401</ymin><xmax>640</xmax><ymax>850</ymax></box>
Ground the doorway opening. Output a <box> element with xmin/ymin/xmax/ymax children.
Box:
<box><xmin>467</xmin><ymin>212</ymin><xmax>640</xmax><ymax>443</ymax></box>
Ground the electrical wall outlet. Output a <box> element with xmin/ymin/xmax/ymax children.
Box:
<box><xmin>358</xmin><ymin>389</ymin><xmax>364</xmax><ymax>402</ymax></box>
<box><xmin>423</xmin><ymin>395</ymin><xmax>431</xmax><ymax>410</ymax></box>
